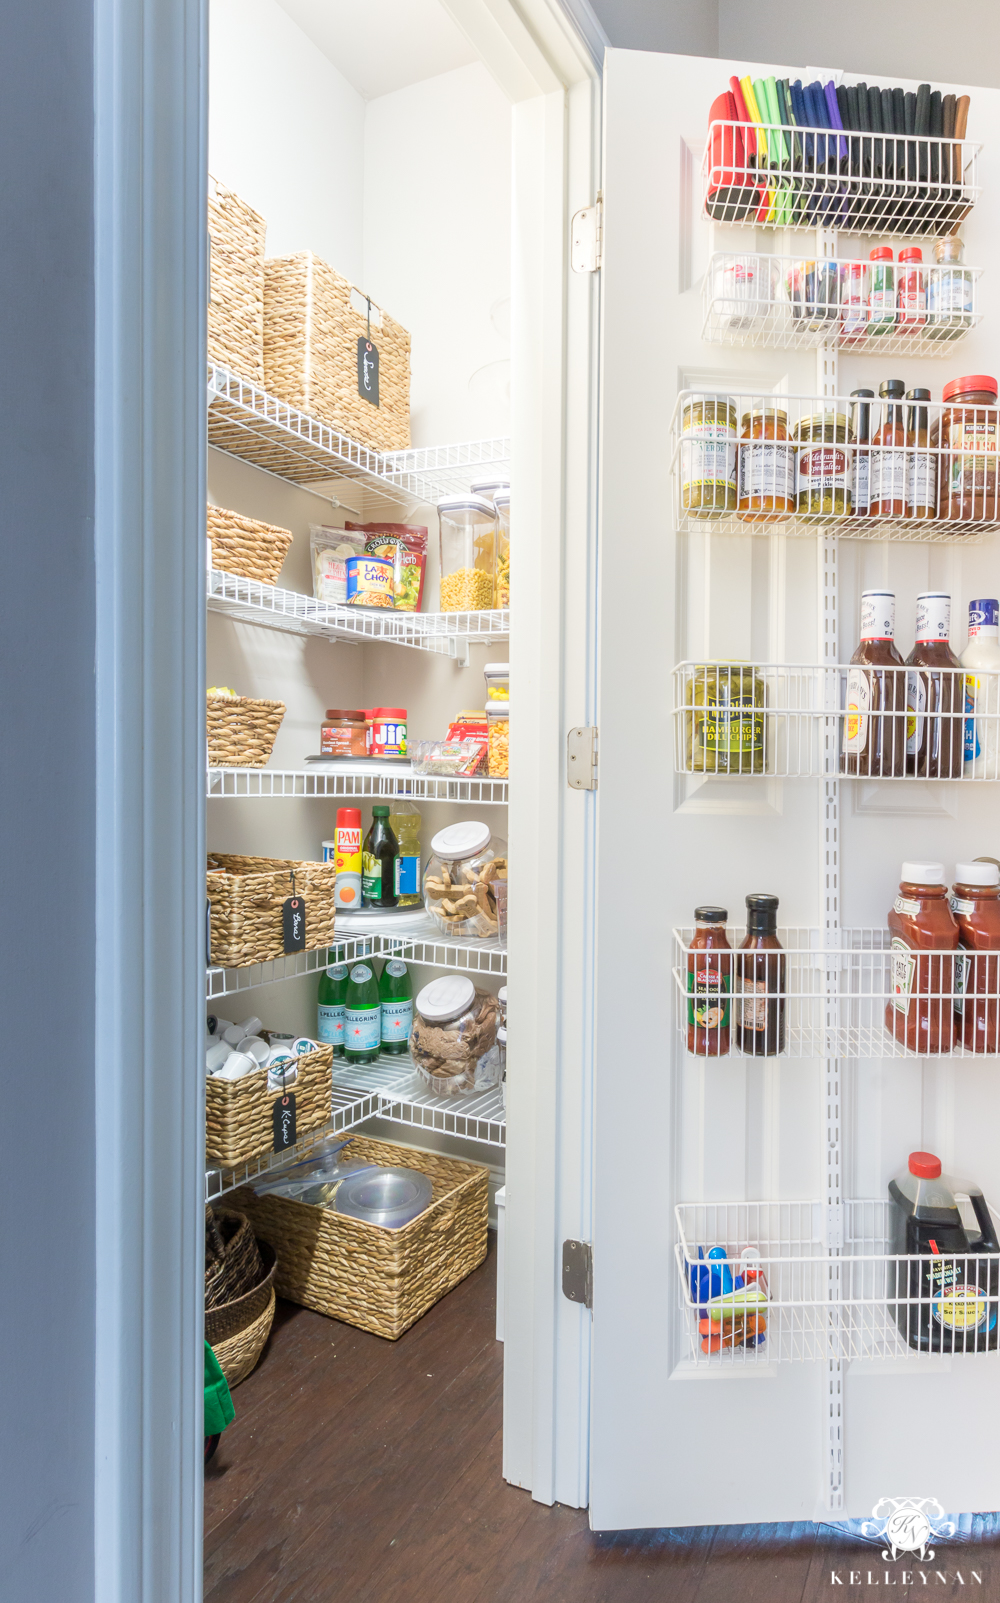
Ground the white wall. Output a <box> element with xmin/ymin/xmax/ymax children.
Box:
<box><xmin>364</xmin><ymin>63</ymin><xmax>513</xmax><ymax>445</ymax></box>
<box><xmin>209</xmin><ymin>0</ymin><xmax>365</xmax><ymax>278</ymax></box>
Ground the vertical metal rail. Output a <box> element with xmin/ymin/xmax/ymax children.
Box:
<box><xmin>817</xmin><ymin>225</ymin><xmax>844</xmax><ymax>1511</ymax></box>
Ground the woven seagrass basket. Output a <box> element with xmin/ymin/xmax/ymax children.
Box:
<box><xmin>206</xmin><ymin>1043</ymin><xmax>334</xmax><ymax>1166</ymax></box>
<box><xmin>207</xmin><ymin>694</ymin><xmax>285</xmax><ymax>768</ymax></box>
<box><xmin>212</xmin><ymin>1287</ymin><xmax>276</xmax><ymax>1388</ymax></box>
<box><xmin>207</xmin><ymin>504</ymin><xmax>293</xmax><ymax>585</ymax></box>
<box><xmin>205</xmin><ymin>1207</ymin><xmax>264</xmax><ymax>1308</ymax></box>
<box><xmin>263</xmin><ymin>253</ymin><xmax>410</xmax><ymax>452</ymax></box>
<box><xmin>206</xmin><ymin>1242</ymin><xmax>278</xmax><ymax>1345</ymax></box>
<box><xmin>206</xmin><ymin>854</ymin><xmax>337</xmax><ymax>968</ymax></box>
<box><xmin>235</xmin><ymin>1135</ymin><xmax>489</xmax><ymax>1340</ymax></box>
<box><xmin>207</xmin><ymin>176</ymin><xmax>266</xmax><ymax>383</ymax></box>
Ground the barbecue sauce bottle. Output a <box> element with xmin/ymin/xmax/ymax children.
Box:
<box><xmin>841</xmin><ymin>590</ymin><xmax>906</xmax><ymax>777</ymax></box>
<box><xmin>735</xmin><ymin>894</ymin><xmax>785</xmax><ymax>1057</ymax></box>
<box><xmin>905</xmin><ymin>591</ymin><xmax>963</xmax><ymax>778</ymax></box>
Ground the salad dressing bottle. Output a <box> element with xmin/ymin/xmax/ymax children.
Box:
<box><xmin>841</xmin><ymin>590</ymin><xmax>906</xmax><ymax>777</ymax></box>
<box><xmin>904</xmin><ymin>592</ymin><xmax>963</xmax><ymax>778</ymax></box>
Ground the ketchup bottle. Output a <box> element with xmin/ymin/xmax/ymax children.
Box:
<box><xmin>686</xmin><ymin>906</ymin><xmax>732</xmax><ymax>1057</ymax></box>
<box><xmin>886</xmin><ymin>862</ymin><xmax>959</xmax><ymax>1053</ymax></box>
<box><xmin>951</xmin><ymin>860</ymin><xmax>1000</xmax><ymax>1052</ymax></box>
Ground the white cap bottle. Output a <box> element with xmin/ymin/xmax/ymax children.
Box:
<box><xmin>961</xmin><ymin>600</ymin><xmax>1000</xmax><ymax>778</ymax></box>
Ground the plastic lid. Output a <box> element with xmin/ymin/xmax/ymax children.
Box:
<box><xmin>493</xmin><ymin>491</ymin><xmax>510</xmax><ymax>509</ymax></box>
<box><xmin>909</xmin><ymin>1151</ymin><xmax>942</xmax><ymax>1179</ymax></box>
<box><xmin>850</xmin><ymin>388</ymin><xmax>875</xmax><ymax>398</ymax></box>
<box><xmin>906</xmin><ymin>388</ymin><xmax>931</xmax><ymax>402</ymax></box>
<box><xmin>899</xmin><ymin>247</ymin><xmax>923</xmax><ymax>262</ymax></box>
<box><xmin>745</xmin><ymin>893</ymin><xmax>779</xmax><ymax>911</ymax></box>
<box><xmin>436</xmin><ymin>495</ymin><xmax>495</xmax><ymax>517</ymax></box>
<box><xmin>943</xmin><ymin>374</ymin><xmax>998</xmax><ymax>401</ymax></box>
<box><xmin>470</xmin><ymin>478</ymin><xmax>509</xmax><ymax>497</ymax></box>
<box><xmin>969</xmin><ymin>600</ymin><xmax>1000</xmax><ymax>629</ymax></box>
<box><xmin>373</xmin><ymin>707</ymin><xmax>407</xmax><ymax>718</ymax></box>
<box><xmin>901</xmin><ymin>861</ymin><xmax>946</xmax><ymax>885</ymax></box>
<box><xmin>870</xmin><ymin>246</ymin><xmax>894</xmax><ymax>260</ymax></box>
<box><xmin>955</xmin><ymin>861</ymin><xmax>1000</xmax><ymax>887</ymax></box>
<box><xmin>325</xmin><ymin>708</ymin><xmax>364</xmax><ymax>720</ymax></box>
<box><xmin>416</xmin><ymin>974</ymin><xmax>476</xmax><ymax>1023</ymax></box>
<box><xmin>484</xmin><ymin>663</ymin><xmax>509</xmax><ymax>676</ymax></box>
<box><xmin>695</xmin><ymin>905</ymin><xmax>728</xmax><ymax>922</ymax></box>
<box><xmin>497</xmin><ymin>986</ymin><xmax>507</xmax><ymax>1004</ymax></box>
<box><xmin>487</xmin><ymin>704</ymin><xmax>509</xmax><ymax>718</ymax></box>
<box><xmin>372</xmin><ymin>805</ymin><xmax>390</xmax><ymax>817</ymax></box>
<box><xmin>879</xmin><ymin>379</ymin><xmax>905</xmax><ymax>399</ymax></box>
<box><xmin>430</xmin><ymin>820</ymin><xmax>492</xmax><ymax>861</ymax></box>
<box><xmin>497</xmin><ymin>1026</ymin><xmax>507</xmax><ymax>1043</ymax></box>
<box><xmin>336</xmin><ymin>807</ymin><xmax>362</xmax><ymax>824</ymax></box>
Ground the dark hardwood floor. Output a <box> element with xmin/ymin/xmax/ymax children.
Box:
<box><xmin>205</xmin><ymin>1236</ymin><xmax>998</xmax><ymax>1602</ymax></box>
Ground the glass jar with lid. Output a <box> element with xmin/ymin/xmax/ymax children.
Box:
<box><xmin>793</xmin><ymin>412</ymin><xmax>854</xmax><ymax>515</ymax></box>
<box><xmin>679</xmin><ymin>396</ymin><xmax>737</xmax><ymax>517</ymax></box>
<box><xmin>683</xmin><ymin>663</ymin><xmax>766</xmax><ymax>774</ymax></box>
<box><xmin>436</xmin><ymin>496</ymin><xmax>496</xmax><ymax>612</ymax></box>
<box><xmin>934</xmin><ymin>375</ymin><xmax>1000</xmax><ymax>524</ymax></box>
<box><xmin>423</xmin><ymin>821</ymin><xmax>508</xmax><ymax>936</ymax></box>
<box><xmin>493</xmin><ymin>490</ymin><xmax>510</xmax><ymax>607</ymax></box>
<box><xmin>927</xmin><ymin>237</ymin><xmax>974</xmax><ymax>341</ymax></box>
<box><xmin>410</xmin><ymin>975</ymin><xmax>500</xmax><ymax>1096</ymax></box>
<box><xmin>737</xmin><ymin>407</ymin><xmax>796</xmax><ymax>521</ymax></box>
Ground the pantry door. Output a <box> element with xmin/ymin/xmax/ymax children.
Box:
<box><xmin>590</xmin><ymin>45</ymin><xmax>1000</xmax><ymax>1530</ymax></box>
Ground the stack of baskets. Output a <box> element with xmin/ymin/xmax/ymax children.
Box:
<box><xmin>206</xmin><ymin>854</ymin><xmax>338</xmax><ymax>968</ymax></box>
<box><xmin>207</xmin><ymin>176</ymin><xmax>267</xmax><ymax>383</ymax></box>
<box><xmin>207</xmin><ymin>504</ymin><xmax>293</xmax><ymax>586</ymax></box>
<box><xmin>207</xmin><ymin>693</ymin><xmax>286</xmax><ymax>768</ymax></box>
<box><xmin>205</xmin><ymin>1206</ymin><xmax>278</xmax><ymax>1386</ymax></box>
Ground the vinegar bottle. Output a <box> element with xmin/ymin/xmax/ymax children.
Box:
<box><xmin>735</xmin><ymin>894</ymin><xmax>785</xmax><ymax>1057</ymax></box>
<box><xmin>951</xmin><ymin>861</ymin><xmax>1000</xmax><ymax>1053</ymax></box>
<box><xmin>362</xmin><ymin>805</ymin><xmax>399</xmax><ymax>909</ymax></box>
<box><xmin>904</xmin><ymin>591</ymin><xmax>963</xmax><ymax>778</ymax></box>
<box><xmin>841</xmin><ymin>590</ymin><xmax>906</xmax><ymax>777</ymax></box>
<box><xmin>686</xmin><ymin>906</ymin><xmax>732</xmax><ymax>1056</ymax></box>
<box><xmin>869</xmin><ymin>379</ymin><xmax>907</xmax><ymax>519</ymax></box>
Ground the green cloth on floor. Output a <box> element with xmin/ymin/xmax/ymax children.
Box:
<box><xmin>204</xmin><ymin>1341</ymin><xmax>235</xmax><ymax>1436</ymax></box>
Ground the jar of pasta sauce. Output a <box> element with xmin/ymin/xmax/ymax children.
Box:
<box><xmin>794</xmin><ymin>413</ymin><xmax>854</xmax><ymax>515</ymax></box>
<box><xmin>935</xmin><ymin>375</ymin><xmax>999</xmax><ymax>524</ymax></box>
<box><xmin>737</xmin><ymin>407</ymin><xmax>795</xmax><ymax>522</ymax></box>
<box><xmin>370</xmin><ymin>707</ymin><xmax>407</xmax><ymax>758</ymax></box>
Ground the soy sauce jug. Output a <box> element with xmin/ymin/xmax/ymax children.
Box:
<box><xmin>889</xmin><ymin>1151</ymin><xmax>1000</xmax><ymax>1353</ymax></box>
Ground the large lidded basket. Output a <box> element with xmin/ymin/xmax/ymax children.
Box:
<box><xmin>206</xmin><ymin>1043</ymin><xmax>334</xmax><ymax>1166</ymax></box>
<box><xmin>235</xmin><ymin>1135</ymin><xmax>489</xmax><ymax>1340</ymax></box>
<box><xmin>263</xmin><ymin>252</ymin><xmax>411</xmax><ymax>452</ymax></box>
<box><xmin>207</xmin><ymin>176</ymin><xmax>267</xmax><ymax>383</ymax></box>
<box><xmin>206</xmin><ymin>693</ymin><xmax>285</xmax><ymax>768</ymax></box>
<box><xmin>207</xmin><ymin>504</ymin><xmax>293</xmax><ymax>586</ymax></box>
<box><xmin>207</xmin><ymin>854</ymin><xmax>337</xmax><ymax>967</ymax></box>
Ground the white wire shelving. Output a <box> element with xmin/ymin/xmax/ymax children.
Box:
<box><xmin>207</xmin><ymin>364</ymin><xmax>509</xmax><ymax>508</ymax></box>
<box><xmin>672</xmin><ymin>389</ymin><xmax>1000</xmax><ymax>543</ymax></box>
<box><xmin>207</xmin><ymin>569</ymin><xmax>509</xmax><ymax>657</ymax></box>
<box><xmin>675</xmin><ymin>1198</ymin><xmax>1000</xmax><ymax>1366</ymax></box>
<box><xmin>207</xmin><ymin>765</ymin><xmax>508</xmax><ymax>806</ymax></box>
<box><xmin>703</xmin><ymin>120</ymin><xmax>980</xmax><ymax>237</ymax></box>
<box><xmin>204</xmin><ymin>1080</ymin><xmax>384</xmax><ymax>1203</ymax></box>
<box><xmin>672</xmin><ymin>661</ymin><xmax>998</xmax><ymax>781</ymax></box>
<box><xmin>702</xmin><ymin>251</ymin><xmax>983</xmax><ymax>356</ymax></box>
<box><xmin>206</xmin><ymin>936</ymin><xmax>375</xmax><ymax>1000</ymax></box>
<box><xmin>674</xmin><ymin>925</ymin><xmax>1000</xmax><ymax>1060</ymax></box>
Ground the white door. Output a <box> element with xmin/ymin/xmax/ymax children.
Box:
<box><xmin>591</xmin><ymin>45</ymin><xmax>1000</xmax><ymax>1528</ymax></box>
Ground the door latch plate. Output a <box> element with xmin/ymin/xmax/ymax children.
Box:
<box><xmin>562</xmin><ymin>1239</ymin><xmax>593</xmax><ymax>1308</ymax></box>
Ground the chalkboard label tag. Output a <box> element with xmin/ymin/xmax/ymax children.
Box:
<box><xmin>283</xmin><ymin>896</ymin><xmax>306</xmax><ymax>952</ymax></box>
<box><xmin>273</xmin><ymin>1094</ymin><xmax>297</xmax><ymax>1151</ymax></box>
<box><xmin>357</xmin><ymin>337</ymin><xmax>380</xmax><ymax>407</ymax></box>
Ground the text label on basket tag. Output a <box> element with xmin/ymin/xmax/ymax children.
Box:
<box><xmin>283</xmin><ymin>896</ymin><xmax>306</xmax><ymax>953</ymax></box>
<box><xmin>357</xmin><ymin>337</ymin><xmax>380</xmax><ymax>407</ymax></box>
<box><xmin>273</xmin><ymin>1094</ymin><xmax>297</xmax><ymax>1151</ymax></box>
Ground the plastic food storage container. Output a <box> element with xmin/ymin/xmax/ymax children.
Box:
<box><xmin>409</xmin><ymin>975</ymin><xmax>500</xmax><ymax>1095</ymax></box>
<box><xmin>483</xmin><ymin>662</ymin><xmax>509</xmax><ymax>702</ymax></box>
<box><xmin>493</xmin><ymin>491</ymin><xmax>510</xmax><ymax>607</ymax></box>
<box><xmin>423</xmin><ymin>821</ymin><xmax>507</xmax><ymax>937</ymax></box>
<box><xmin>436</xmin><ymin>496</ymin><xmax>496</xmax><ymax>612</ymax></box>
<box><xmin>410</xmin><ymin>740</ymin><xmax>486</xmax><ymax>777</ymax></box>
<box><xmin>487</xmin><ymin>705</ymin><xmax>509</xmax><ymax>777</ymax></box>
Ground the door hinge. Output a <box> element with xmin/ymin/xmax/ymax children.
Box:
<box><xmin>562</xmin><ymin>1240</ymin><xmax>593</xmax><ymax>1308</ymax></box>
<box><xmin>567</xmin><ymin>726</ymin><xmax>598</xmax><ymax>790</ymax></box>
<box><xmin>571</xmin><ymin>197</ymin><xmax>602</xmax><ymax>273</ymax></box>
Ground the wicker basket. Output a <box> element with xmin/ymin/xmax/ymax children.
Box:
<box><xmin>207</xmin><ymin>694</ymin><xmax>285</xmax><ymax>768</ymax></box>
<box><xmin>207</xmin><ymin>504</ymin><xmax>293</xmax><ymax>585</ymax></box>
<box><xmin>235</xmin><ymin>1135</ymin><xmax>489</xmax><ymax>1340</ymax></box>
<box><xmin>263</xmin><ymin>253</ymin><xmax>410</xmax><ymax>452</ymax></box>
<box><xmin>207</xmin><ymin>854</ymin><xmax>337</xmax><ymax>968</ymax></box>
<box><xmin>211</xmin><ymin>1287</ymin><xmax>276</xmax><ymax>1387</ymax></box>
<box><xmin>208</xmin><ymin>176</ymin><xmax>266</xmax><ymax>383</ymax></box>
<box><xmin>206</xmin><ymin>1043</ymin><xmax>334</xmax><ymax>1166</ymax></box>
<box><xmin>205</xmin><ymin>1207</ymin><xmax>265</xmax><ymax>1308</ymax></box>
<box><xmin>206</xmin><ymin>1242</ymin><xmax>278</xmax><ymax>1344</ymax></box>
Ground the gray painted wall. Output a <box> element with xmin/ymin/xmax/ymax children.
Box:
<box><xmin>0</xmin><ymin>2</ymin><xmax>96</xmax><ymax>1599</ymax></box>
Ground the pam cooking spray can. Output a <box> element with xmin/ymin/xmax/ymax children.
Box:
<box><xmin>325</xmin><ymin>807</ymin><xmax>363</xmax><ymax>909</ymax></box>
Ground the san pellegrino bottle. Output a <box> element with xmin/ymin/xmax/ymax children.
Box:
<box><xmin>379</xmin><ymin>958</ymin><xmax>413</xmax><ymax>1055</ymax></box>
<box><xmin>388</xmin><ymin>802</ymin><xmax>422</xmax><ymax>908</ymax></box>
<box><xmin>344</xmin><ymin>960</ymin><xmax>381</xmax><ymax>1064</ymax></box>
<box><xmin>317</xmin><ymin>957</ymin><xmax>349</xmax><ymax>1056</ymax></box>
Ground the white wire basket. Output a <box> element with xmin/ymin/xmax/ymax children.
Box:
<box><xmin>673</xmin><ymin>925</ymin><xmax>1000</xmax><ymax>1060</ymax></box>
<box><xmin>672</xmin><ymin>662</ymin><xmax>1000</xmax><ymax>781</ymax></box>
<box><xmin>702</xmin><ymin>251</ymin><xmax>983</xmax><ymax>356</ymax></box>
<box><xmin>703</xmin><ymin>120</ymin><xmax>980</xmax><ymax>237</ymax></box>
<box><xmin>675</xmin><ymin>1198</ymin><xmax>1000</xmax><ymax>1366</ymax></box>
<box><xmin>672</xmin><ymin>389</ymin><xmax>1000</xmax><ymax>542</ymax></box>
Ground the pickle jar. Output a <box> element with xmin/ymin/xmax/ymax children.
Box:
<box><xmin>793</xmin><ymin>412</ymin><xmax>854</xmax><ymax>516</ymax></box>
<box><xmin>737</xmin><ymin>407</ymin><xmax>796</xmax><ymax>522</ymax></box>
<box><xmin>680</xmin><ymin>395</ymin><xmax>737</xmax><ymax>517</ymax></box>
<box><xmin>436</xmin><ymin>496</ymin><xmax>496</xmax><ymax>612</ymax></box>
<box><xmin>684</xmin><ymin>663</ymin><xmax>766</xmax><ymax>775</ymax></box>
<box><xmin>493</xmin><ymin>490</ymin><xmax>510</xmax><ymax>607</ymax></box>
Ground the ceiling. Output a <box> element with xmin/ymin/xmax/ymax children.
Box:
<box><xmin>273</xmin><ymin>0</ymin><xmax>477</xmax><ymax>100</ymax></box>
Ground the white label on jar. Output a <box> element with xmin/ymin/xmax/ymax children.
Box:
<box><xmin>843</xmin><ymin>667</ymin><xmax>871</xmax><ymax>752</ymax></box>
<box><xmin>869</xmin><ymin>447</ymin><xmax>907</xmax><ymax>506</ymax></box>
<box><xmin>898</xmin><ymin>283</ymin><xmax>926</xmax><ymax>317</ymax></box>
<box><xmin>929</xmin><ymin>268</ymin><xmax>973</xmax><ymax>318</ymax></box>
<box><xmin>951</xmin><ymin>896</ymin><xmax>976</xmax><ymax>915</ymax></box>
<box><xmin>907</xmin><ymin>451</ymin><xmax>937</xmax><ymax>513</ymax></box>
<box><xmin>894</xmin><ymin>896</ymin><xmax>922</xmax><ymax>916</ymax></box>
<box><xmin>915</xmin><ymin>593</ymin><xmax>950</xmax><ymax>641</ymax></box>
<box><xmin>796</xmin><ymin>444</ymin><xmax>852</xmax><ymax>498</ymax></box>
<box><xmin>954</xmin><ymin>950</ymin><xmax>971</xmax><ymax>1014</ymax></box>
<box><xmin>345</xmin><ymin>1005</ymin><xmax>380</xmax><ymax>1051</ymax></box>
<box><xmin>890</xmin><ymin>936</ymin><xmax>916</xmax><ymax>1013</ymax></box>
<box><xmin>906</xmin><ymin>670</ymin><xmax>926</xmax><ymax>755</ymax></box>
<box><xmin>380</xmin><ymin>998</ymin><xmax>413</xmax><ymax>1043</ymax></box>
<box><xmin>869</xmin><ymin>287</ymin><xmax>896</xmax><ymax>323</ymax></box>
<box><xmin>739</xmin><ymin>979</ymin><xmax>768</xmax><ymax>1031</ymax></box>
<box><xmin>681</xmin><ymin>428</ymin><xmax>736</xmax><ymax>493</ymax></box>
<box><xmin>860</xmin><ymin>592</ymin><xmax>895</xmax><ymax>640</ymax></box>
<box><xmin>738</xmin><ymin>442</ymin><xmax>795</xmax><ymax>501</ymax></box>
<box><xmin>853</xmin><ymin>450</ymin><xmax>870</xmax><ymax>512</ymax></box>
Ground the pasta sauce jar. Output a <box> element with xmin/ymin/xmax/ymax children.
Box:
<box><xmin>737</xmin><ymin>407</ymin><xmax>795</xmax><ymax>522</ymax></box>
<box><xmin>935</xmin><ymin>374</ymin><xmax>1000</xmax><ymax>524</ymax></box>
<box><xmin>794</xmin><ymin>413</ymin><xmax>854</xmax><ymax>515</ymax></box>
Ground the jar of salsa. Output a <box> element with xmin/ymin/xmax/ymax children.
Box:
<box><xmin>680</xmin><ymin>396</ymin><xmax>737</xmax><ymax>517</ymax></box>
<box><xmin>686</xmin><ymin>907</ymin><xmax>732</xmax><ymax>1056</ymax></box>
<box><xmin>793</xmin><ymin>413</ymin><xmax>854</xmax><ymax>515</ymax></box>
<box><xmin>951</xmin><ymin>861</ymin><xmax>1000</xmax><ymax>1053</ymax></box>
<box><xmin>737</xmin><ymin>407</ymin><xmax>796</xmax><ymax>522</ymax></box>
<box><xmin>885</xmin><ymin>862</ymin><xmax>959</xmax><ymax>1054</ymax></box>
<box><xmin>934</xmin><ymin>374</ymin><xmax>1000</xmax><ymax>524</ymax></box>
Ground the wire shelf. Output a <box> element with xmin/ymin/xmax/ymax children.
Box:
<box><xmin>207</xmin><ymin>766</ymin><xmax>508</xmax><ymax>806</ymax></box>
<box><xmin>672</xmin><ymin>661</ymin><xmax>999</xmax><ymax>781</ymax></box>
<box><xmin>675</xmin><ymin>1198</ymin><xmax>1000</xmax><ymax>1366</ymax></box>
<box><xmin>673</xmin><ymin>925</ymin><xmax>1000</xmax><ymax>1060</ymax></box>
<box><xmin>204</xmin><ymin>1083</ymin><xmax>384</xmax><ymax>1202</ymax></box>
<box><xmin>703</xmin><ymin>121</ymin><xmax>980</xmax><ymax>236</ymax></box>
<box><xmin>207</xmin><ymin>569</ymin><xmax>509</xmax><ymax>654</ymax></box>
<box><xmin>702</xmin><ymin>251</ymin><xmax>982</xmax><ymax>356</ymax></box>
<box><xmin>207</xmin><ymin>365</ymin><xmax>509</xmax><ymax>508</ymax></box>
<box><xmin>672</xmin><ymin>389</ymin><xmax>1000</xmax><ymax>543</ymax></box>
<box><xmin>206</xmin><ymin>935</ymin><xmax>376</xmax><ymax>1000</ymax></box>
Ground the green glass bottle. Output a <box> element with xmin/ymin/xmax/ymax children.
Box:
<box><xmin>362</xmin><ymin>805</ymin><xmax>399</xmax><ymax>909</ymax></box>
<box><xmin>379</xmin><ymin>958</ymin><xmax>413</xmax><ymax>1055</ymax></box>
<box><xmin>343</xmin><ymin>959</ymin><xmax>381</xmax><ymax>1064</ymax></box>
<box><xmin>317</xmin><ymin>957</ymin><xmax>348</xmax><ymax>1056</ymax></box>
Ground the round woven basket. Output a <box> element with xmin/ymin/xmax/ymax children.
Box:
<box><xmin>207</xmin><ymin>694</ymin><xmax>285</xmax><ymax>768</ymax></box>
<box><xmin>205</xmin><ymin>1208</ymin><xmax>264</xmax><ymax>1311</ymax></box>
<box><xmin>211</xmin><ymin>1287</ymin><xmax>276</xmax><ymax>1388</ymax></box>
<box><xmin>206</xmin><ymin>1242</ymin><xmax>277</xmax><ymax>1345</ymax></box>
